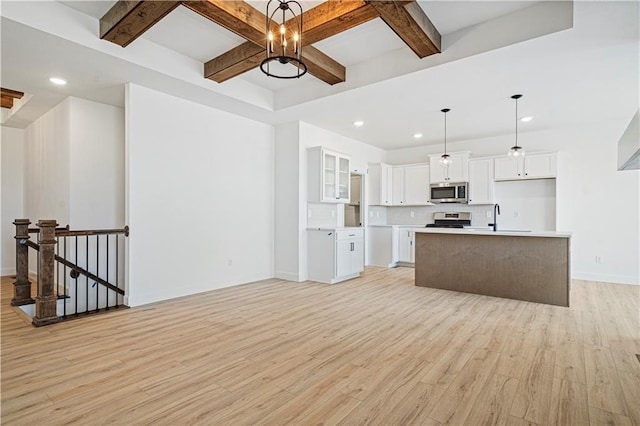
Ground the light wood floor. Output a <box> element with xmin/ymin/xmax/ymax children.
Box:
<box><xmin>1</xmin><ymin>267</ymin><xmax>639</xmax><ymax>425</ymax></box>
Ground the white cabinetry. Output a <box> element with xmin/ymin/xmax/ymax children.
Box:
<box><xmin>494</xmin><ymin>152</ymin><xmax>557</xmax><ymax>181</ymax></box>
<box><xmin>401</xmin><ymin>164</ymin><xmax>431</xmax><ymax>205</ymax></box>
<box><xmin>392</xmin><ymin>167</ymin><xmax>405</xmax><ymax>205</ymax></box>
<box><xmin>368</xmin><ymin>163</ymin><xmax>393</xmax><ymax>205</ymax></box>
<box><xmin>308</xmin><ymin>147</ymin><xmax>351</xmax><ymax>203</ymax></box>
<box><xmin>397</xmin><ymin>229</ymin><xmax>415</xmax><ymax>264</ymax></box>
<box><xmin>429</xmin><ymin>152</ymin><xmax>470</xmax><ymax>183</ymax></box>
<box><xmin>308</xmin><ymin>228</ymin><xmax>364</xmax><ymax>284</ymax></box>
<box><xmin>468</xmin><ymin>158</ymin><xmax>495</xmax><ymax>205</ymax></box>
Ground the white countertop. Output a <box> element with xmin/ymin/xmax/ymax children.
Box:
<box><xmin>414</xmin><ymin>228</ymin><xmax>571</xmax><ymax>238</ymax></box>
<box><xmin>306</xmin><ymin>226</ymin><xmax>364</xmax><ymax>231</ymax></box>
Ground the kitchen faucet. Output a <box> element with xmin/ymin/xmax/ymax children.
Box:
<box><xmin>493</xmin><ymin>203</ymin><xmax>500</xmax><ymax>231</ymax></box>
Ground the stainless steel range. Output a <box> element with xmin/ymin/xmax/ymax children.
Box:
<box><xmin>426</xmin><ymin>212</ymin><xmax>471</xmax><ymax>228</ymax></box>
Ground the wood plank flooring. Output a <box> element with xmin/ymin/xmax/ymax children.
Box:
<box><xmin>1</xmin><ymin>267</ymin><xmax>639</xmax><ymax>425</ymax></box>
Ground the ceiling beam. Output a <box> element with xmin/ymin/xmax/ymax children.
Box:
<box><xmin>202</xmin><ymin>1</ymin><xmax>379</xmax><ymax>84</ymax></box>
<box><xmin>100</xmin><ymin>1</ymin><xmax>181</xmax><ymax>47</ymax></box>
<box><xmin>186</xmin><ymin>0</ymin><xmax>350</xmax><ymax>85</ymax></box>
<box><xmin>366</xmin><ymin>1</ymin><xmax>441</xmax><ymax>58</ymax></box>
<box><xmin>1</xmin><ymin>88</ymin><xmax>24</xmax><ymax>109</ymax></box>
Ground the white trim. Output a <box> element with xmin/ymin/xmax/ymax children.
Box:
<box><xmin>572</xmin><ymin>272</ymin><xmax>639</xmax><ymax>286</ymax></box>
<box><xmin>274</xmin><ymin>271</ymin><xmax>301</xmax><ymax>282</ymax></box>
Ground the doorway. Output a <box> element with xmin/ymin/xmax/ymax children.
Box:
<box><xmin>345</xmin><ymin>173</ymin><xmax>363</xmax><ymax>227</ymax></box>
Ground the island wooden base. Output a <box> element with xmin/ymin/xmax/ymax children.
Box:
<box><xmin>415</xmin><ymin>232</ymin><xmax>570</xmax><ymax>307</ymax></box>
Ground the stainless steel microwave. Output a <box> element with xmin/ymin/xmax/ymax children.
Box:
<box><xmin>430</xmin><ymin>182</ymin><xmax>468</xmax><ymax>203</ymax></box>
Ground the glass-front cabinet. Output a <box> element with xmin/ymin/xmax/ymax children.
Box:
<box><xmin>309</xmin><ymin>146</ymin><xmax>351</xmax><ymax>203</ymax></box>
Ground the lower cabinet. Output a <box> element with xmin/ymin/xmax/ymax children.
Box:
<box><xmin>308</xmin><ymin>228</ymin><xmax>364</xmax><ymax>284</ymax></box>
<box><xmin>397</xmin><ymin>229</ymin><xmax>415</xmax><ymax>264</ymax></box>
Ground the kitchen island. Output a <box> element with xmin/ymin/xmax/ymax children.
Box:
<box><xmin>414</xmin><ymin>228</ymin><xmax>571</xmax><ymax>306</ymax></box>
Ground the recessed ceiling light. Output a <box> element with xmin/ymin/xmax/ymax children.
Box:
<box><xmin>520</xmin><ymin>116</ymin><xmax>533</xmax><ymax>122</ymax></box>
<box><xmin>49</xmin><ymin>77</ymin><xmax>67</xmax><ymax>85</ymax></box>
<box><xmin>353</xmin><ymin>120</ymin><xmax>364</xmax><ymax>127</ymax></box>
<box><xmin>413</xmin><ymin>133</ymin><xmax>423</xmax><ymax>139</ymax></box>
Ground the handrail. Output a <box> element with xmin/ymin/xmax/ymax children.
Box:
<box><xmin>19</xmin><ymin>239</ymin><xmax>124</xmax><ymax>295</ymax></box>
<box><xmin>28</xmin><ymin>225</ymin><xmax>69</xmax><ymax>233</ymax></box>
<box><xmin>55</xmin><ymin>226</ymin><xmax>129</xmax><ymax>237</ymax></box>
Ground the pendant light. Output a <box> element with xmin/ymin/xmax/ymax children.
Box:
<box><xmin>260</xmin><ymin>0</ymin><xmax>307</xmax><ymax>79</ymax></box>
<box><xmin>508</xmin><ymin>94</ymin><xmax>525</xmax><ymax>157</ymax></box>
<box><xmin>439</xmin><ymin>108</ymin><xmax>452</xmax><ymax>168</ymax></box>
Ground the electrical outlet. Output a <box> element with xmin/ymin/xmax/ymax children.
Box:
<box><xmin>369</xmin><ymin>211</ymin><xmax>374</xmax><ymax>217</ymax></box>
<box><xmin>331</xmin><ymin>210</ymin><xmax>335</xmax><ymax>217</ymax></box>
<box><xmin>595</xmin><ymin>256</ymin><xmax>602</xmax><ymax>264</ymax></box>
<box><xmin>376</xmin><ymin>211</ymin><xmax>380</xmax><ymax>217</ymax></box>
<box><xmin>486</xmin><ymin>211</ymin><xmax>491</xmax><ymax>218</ymax></box>
<box><xmin>308</xmin><ymin>210</ymin><xmax>312</xmax><ymax>218</ymax></box>
<box><xmin>228</xmin><ymin>259</ymin><xmax>233</xmax><ymax>266</ymax></box>
<box><xmin>410</xmin><ymin>210</ymin><xmax>415</xmax><ymax>218</ymax></box>
<box><xmin>514</xmin><ymin>211</ymin><xmax>519</xmax><ymax>218</ymax></box>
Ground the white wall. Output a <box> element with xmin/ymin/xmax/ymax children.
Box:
<box><xmin>1</xmin><ymin>126</ymin><xmax>25</xmax><ymax>275</ymax></box>
<box><xmin>24</xmin><ymin>98</ymin><xmax>71</xmax><ymax>225</ymax></box>
<box><xmin>69</xmin><ymin>97</ymin><xmax>125</xmax><ymax>228</ymax></box>
<box><xmin>386</xmin><ymin>118</ymin><xmax>640</xmax><ymax>285</ymax></box>
<box><xmin>494</xmin><ymin>179</ymin><xmax>556</xmax><ymax>231</ymax></box>
<box><xmin>126</xmin><ymin>84</ymin><xmax>274</xmax><ymax>306</ymax></box>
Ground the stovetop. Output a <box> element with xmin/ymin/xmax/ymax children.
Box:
<box><xmin>425</xmin><ymin>223</ymin><xmax>466</xmax><ymax>228</ymax></box>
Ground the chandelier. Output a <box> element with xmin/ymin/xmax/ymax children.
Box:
<box><xmin>508</xmin><ymin>94</ymin><xmax>525</xmax><ymax>157</ymax></box>
<box><xmin>260</xmin><ymin>0</ymin><xmax>307</xmax><ymax>79</ymax></box>
<box><xmin>439</xmin><ymin>108</ymin><xmax>452</xmax><ymax>167</ymax></box>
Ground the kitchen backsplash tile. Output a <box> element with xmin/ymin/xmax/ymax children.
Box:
<box><xmin>367</xmin><ymin>206</ymin><xmax>387</xmax><ymax>225</ymax></box>
<box><xmin>385</xmin><ymin>204</ymin><xmax>495</xmax><ymax>226</ymax></box>
<box><xmin>307</xmin><ymin>203</ymin><xmax>340</xmax><ymax>228</ymax></box>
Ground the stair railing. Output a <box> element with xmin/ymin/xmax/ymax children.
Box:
<box><xmin>12</xmin><ymin>219</ymin><xmax>129</xmax><ymax>327</ymax></box>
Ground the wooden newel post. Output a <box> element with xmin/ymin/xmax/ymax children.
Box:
<box><xmin>12</xmin><ymin>219</ymin><xmax>34</xmax><ymax>306</ymax></box>
<box><xmin>33</xmin><ymin>220</ymin><xmax>59</xmax><ymax>327</ymax></box>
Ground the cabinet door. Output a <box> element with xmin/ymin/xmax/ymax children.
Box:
<box><xmin>352</xmin><ymin>240</ymin><xmax>364</xmax><ymax>273</ymax></box>
<box><xmin>429</xmin><ymin>160</ymin><xmax>447</xmax><ymax>183</ymax></box>
<box><xmin>447</xmin><ymin>154</ymin><xmax>469</xmax><ymax>182</ymax></box>
<box><xmin>337</xmin><ymin>156</ymin><xmax>350</xmax><ymax>201</ymax></box>
<box><xmin>408</xmin><ymin>231</ymin><xmax>415</xmax><ymax>263</ymax></box>
<box><xmin>398</xmin><ymin>230</ymin><xmax>412</xmax><ymax>262</ymax></box>
<box><xmin>323</xmin><ymin>152</ymin><xmax>337</xmax><ymax>200</ymax></box>
<box><xmin>335</xmin><ymin>240</ymin><xmax>352</xmax><ymax>277</ymax></box>
<box><xmin>383</xmin><ymin>165</ymin><xmax>393</xmax><ymax>205</ymax></box>
<box><xmin>404</xmin><ymin>165</ymin><xmax>430</xmax><ymax>205</ymax></box>
<box><xmin>525</xmin><ymin>153</ymin><xmax>557</xmax><ymax>178</ymax></box>
<box><xmin>494</xmin><ymin>157</ymin><xmax>522</xmax><ymax>180</ymax></box>
<box><xmin>468</xmin><ymin>159</ymin><xmax>494</xmax><ymax>204</ymax></box>
<box><xmin>392</xmin><ymin>167</ymin><xmax>405</xmax><ymax>205</ymax></box>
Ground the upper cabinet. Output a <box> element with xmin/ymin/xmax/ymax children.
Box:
<box><xmin>393</xmin><ymin>164</ymin><xmax>431</xmax><ymax>206</ymax></box>
<box><xmin>368</xmin><ymin>163</ymin><xmax>393</xmax><ymax>206</ymax></box>
<box><xmin>468</xmin><ymin>158</ymin><xmax>495</xmax><ymax>205</ymax></box>
<box><xmin>429</xmin><ymin>152</ymin><xmax>470</xmax><ymax>183</ymax></box>
<box><xmin>494</xmin><ymin>152</ymin><xmax>557</xmax><ymax>181</ymax></box>
<box><xmin>308</xmin><ymin>146</ymin><xmax>351</xmax><ymax>203</ymax></box>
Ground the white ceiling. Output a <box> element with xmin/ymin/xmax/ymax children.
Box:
<box><xmin>2</xmin><ymin>1</ymin><xmax>639</xmax><ymax>152</ymax></box>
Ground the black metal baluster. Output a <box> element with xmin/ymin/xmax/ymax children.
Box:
<box><xmin>96</xmin><ymin>235</ymin><xmax>99</xmax><ymax>312</ymax></box>
<box><xmin>115</xmin><ymin>235</ymin><xmax>119</xmax><ymax>308</ymax></box>
<box><xmin>106</xmin><ymin>235</ymin><xmax>110</xmax><ymax>310</ymax></box>
<box><xmin>86</xmin><ymin>235</ymin><xmax>89</xmax><ymax>314</ymax></box>
<box><xmin>75</xmin><ymin>236</ymin><xmax>78</xmax><ymax>316</ymax></box>
<box><xmin>56</xmin><ymin>236</ymin><xmax>60</xmax><ymax>298</ymax></box>
<box><xmin>63</xmin><ymin>237</ymin><xmax>67</xmax><ymax>319</ymax></box>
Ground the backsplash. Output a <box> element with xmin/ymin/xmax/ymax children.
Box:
<box><xmin>368</xmin><ymin>206</ymin><xmax>388</xmax><ymax>225</ymax></box>
<box><xmin>307</xmin><ymin>203</ymin><xmax>341</xmax><ymax>228</ymax></box>
<box><xmin>383</xmin><ymin>204</ymin><xmax>496</xmax><ymax>226</ymax></box>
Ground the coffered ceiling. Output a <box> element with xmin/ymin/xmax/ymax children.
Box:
<box><xmin>1</xmin><ymin>1</ymin><xmax>638</xmax><ymax>150</ymax></box>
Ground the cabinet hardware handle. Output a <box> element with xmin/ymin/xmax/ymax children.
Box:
<box><xmin>349</xmin><ymin>234</ymin><xmax>355</xmax><ymax>237</ymax></box>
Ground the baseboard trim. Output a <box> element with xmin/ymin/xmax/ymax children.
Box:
<box><xmin>1</xmin><ymin>268</ymin><xmax>16</xmax><ymax>277</ymax></box>
<box><xmin>274</xmin><ymin>271</ymin><xmax>302</xmax><ymax>282</ymax></box>
<box><xmin>572</xmin><ymin>272</ymin><xmax>640</xmax><ymax>286</ymax></box>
